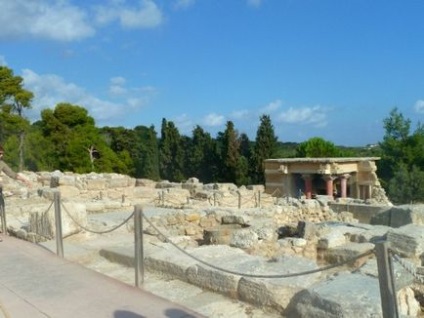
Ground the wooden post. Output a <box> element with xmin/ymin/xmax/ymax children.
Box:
<box><xmin>375</xmin><ymin>241</ymin><xmax>399</xmax><ymax>318</ymax></box>
<box><xmin>54</xmin><ymin>191</ymin><xmax>64</xmax><ymax>258</ymax></box>
<box><xmin>134</xmin><ymin>205</ymin><xmax>144</xmax><ymax>287</ymax></box>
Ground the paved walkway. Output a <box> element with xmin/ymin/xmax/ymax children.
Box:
<box><xmin>0</xmin><ymin>235</ymin><xmax>205</xmax><ymax>318</ymax></box>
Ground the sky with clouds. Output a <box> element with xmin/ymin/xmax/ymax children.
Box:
<box><xmin>1</xmin><ymin>0</ymin><xmax>424</xmax><ymax>147</ymax></box>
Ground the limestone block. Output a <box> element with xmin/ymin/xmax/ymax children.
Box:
<box><xmin>57</xmin><ymin>175</ymin><xmax>77</xmax><ymax>186</ymax></box>
<box><xmin>252</xmin><ymin>224</ymin><xmax>278</xmax><ymax>241</ymax></box>
<box><xmin>350</xmin><ymin>225</ymin><xmax>390</xmax><ymax>243</ymax></box>
<box><xmin>387</xmin><ymin>224</ymin><xmax>424</xmax><ymax>259</ymax></box>
<box><xmin>324</xmin><ymin>242</ymin><xmax>374</xmax><ymax>266</ymax></box>
<box><xmin>238</xmin><ymin>255</ymin><xmax>320</xmax><ymax>312</ymax></box>
<box><xmin>317</xmin><ymin>231</ymin><xmax>347</xmax><ymax>250</ymax></box>
<box><xmin>28</xmin><ymin>201</ymin><xmax>87</xmax><ymax>238</ymax></box>
<box><xmin>284</xmin><ymin>273</ymin><xmax>382</xmax><ymax>318</ymax></box>
<box><xmin>221</xmin><ymin>214</ymin><xmax>250</xmax><ymax>225</ymax></box>
<box><xmin>371</xmin><ymin>204</ymin><xmax>424</xmax><ymax>227</ymax></box>
<box><xmin>103</xmin><ymin>200</ymin><xmax>123</xmax><ymax>210</ymax></box>
<box><xmin>297</xmin><ymin>221</ymin><xmax>317</xmax><ymax>240</ymax></box>
<box><xmin>135</xmin><ymin>178</ymin><xmax>157</xmax><ymax>188</ymax></box>
<box><xmin>85</xmin><ymin>201</ymin><xmax>106</xmax><ymax>213</ymax></box>
<box><xmin>316</xmin><ymin>225</ymin><xmax>365</xmax><ymax>250</ymax></box>
<box><xmin>229</xmin><ymin>228</ymin><xmax>259</xmax><ymax>249</ymax></box>
<box><xmin>185</xmin><ymin>213</ymin><xmax>200</xmax><ymax>222</ymax></box>
<box><xmin>359</xmin><ymin>258</ymin><xmax>416</xmax><ymax>291</ymax></box>
<box><xmin>144</xmin><ymin>244</ymin><xmax>198</xmax><ymax>281</ymax></box>
<box><xmin>86</xmin><ymin>179</ymin><xmax>106</xmax><ymax>191</ymax></box>
<box><xmin>186</xmin><ymin>245</ymin><xmax>251</xmax><ymax>296</ymax></box>
<box><xmin>106</xmin><ymin>175</ymin><xmax>134</xmax><ymax>188</ymax></box>
<box><xmin>132</xmin><ymin>187</ymin><xmax>159</xmax><ymax>200</ymax></box>
<box><xmin>57</xmin><ymin>185</ymin><xmax>80</xmax><ymax>198</ymax></box>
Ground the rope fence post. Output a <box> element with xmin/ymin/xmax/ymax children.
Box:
<box><xmin>257</xmin><ymin>191</ymin><xmax>261</xmax><ymax>209</ymax></box>
<box><xmin>375</xmin><ymin>241</ymin><xmax>399</xmax><ymax>318</ymax></box>
<box><xmin>134</xmin><ymin>204</ymin><xmax>144</xmax><ymax>287</ymax></box>
<box><xmin>237</xmin><ymin>191</ymin><xmax>241</xmax><ymax>209</ymax></box>
<box><xmin>53</xmin><ymin>191</ymin><xmax>64</xmax><ymax>258</ymax></box>
<box><xmin>0</xmin><ymin>187</ymin><xmax>7</xmax><ymax>236</ymax></box>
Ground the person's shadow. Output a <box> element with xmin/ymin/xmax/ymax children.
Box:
<box><xmin>114</xmin><ymin>310</ymin><xmax>145</xmax><ymax>318</ymax></box>
<box><xmin>114</xmin><ymin>308</ymin><xmax>201</xmax><ymax>318</ymax></box>
<box><xmin>165</xmin><ymin>308</ymin><xmax>200</xmax><ymax>318</ymax></box>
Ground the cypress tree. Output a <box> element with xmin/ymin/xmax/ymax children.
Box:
<box><xmin>252</xmin><ymin>114</ymin><xmax>278</xmax><ymax>184</ymax></box>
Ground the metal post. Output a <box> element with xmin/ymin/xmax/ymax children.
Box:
<box><xmin>0</xmin><ymin>187</ymin><xmax>6</xmax><ymax>235</ymax></box>
<box><xmin>257</xmin><ymin>191</ymin><xmax>261</xmax><ymax>209</ymax></box>
<box><xmin>237</xmin><ymin>191</ymin><xmax>241</xmax><ymax>209</ymax></box>
<box><xmin>53</xmin><ymin>191</ymin><xmax>64</xmax><ymax>258</ymax></box>
<box><xmin>375</xmin><ymin>241</ymin><xmax>399</xmax><ymax>318</ymax></box>
<box><xmin>134</xmin><ymin>205</ymin><xmax>144</xmax><ymax>287</ymax></box>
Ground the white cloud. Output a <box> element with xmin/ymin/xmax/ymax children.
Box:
<box><xmin>94</xmin><ymin>0</ymin><xmax>163</xmax><ymax>29</ymax></box>
<box><xmin>247</xmin><ymin>0</ymin><xmax>263</xmax><ymax>8</ymax></box>
<box><xmin>0</xmin><ymin>55</ymin><xmax>6</xmax><ymax>66</ymax></box>
<box><xmin>414</xmin><ymin>100</ymin><xmax>424</xmax><ymax>113</ymax></box>
<box><xmin>0</xmin><ymin>0</ymin><xmax>95</xmax><ymax>41</ymax></box>
<box><xmin>277</xmin><ymin>105</ymin><xmax>328</xmax><ymax>127</ymax></box>
<box><xmin>202</xmin><ymin>113</ymin><xmax>225</xmax><ymax>127</ymax></box>
<box><xmin>260</xmin><ymin>99</ymin><xmax>282</xmax><ymax>114</ymax></box>
<box><xmin>22</xmin><ymin>69</ymin><xmax>132</xmax><ymax>124</ymax></box>
<box><xmin>109</xmin><ymin>76</ymin><xmax>127</xmax><ymax>95</ymax></box>
<box><xmin>230</xmin><ymin>109</ymin><xmax>250</xmax><ymax>120</ymax></box>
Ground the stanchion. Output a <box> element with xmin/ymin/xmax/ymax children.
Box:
<box><xmin>375</xmin><ymin>241</ymin><xmax>399</xmax><ymax>318</ymax></box>
<box><xmin>53</xmin><ymin>191</ymin><xmax>64</xmax><ymax>258</ymax></box>
<box><xmin>0</xmin><ymin>187</ymin><xmax>6</xmax><ymax>235</ymax></box>
<box><xmin>134</xmin><ymin>205</ymin><xmax>144</xmax><ymax>287</ymax></box>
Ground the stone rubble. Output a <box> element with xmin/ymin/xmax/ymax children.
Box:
<box><xmin>1</xmin><ymin>171</ymin><xmax>424</xmax><ymax>317</ymax></box>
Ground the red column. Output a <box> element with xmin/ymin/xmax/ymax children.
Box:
<box><xmin>302</xmin><ymin>174</ymin><xmax>312</xmax><ymax>199</ymax></box>
<box><xmin>340</xmin><ymin>174</ymin><xmax>350</xmax><ymax>198</ymax></box>
<box><xmin>323</xmin><ymin>175</ymin><xmax>335</xmax><ymax>197</ymax></box>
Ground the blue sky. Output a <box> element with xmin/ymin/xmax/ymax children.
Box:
<box><xmin>1</xmin><ymin>0</ymin><xmax>424</xmax><ymax>147</ymax></box>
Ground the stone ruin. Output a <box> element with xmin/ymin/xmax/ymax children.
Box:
<box><xmin>1</xmin><ymin>171</ymin><xmax>424</xmax><ymax>317</ymax></box>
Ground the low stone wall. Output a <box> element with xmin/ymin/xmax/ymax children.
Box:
<box><xmin>329</xmin><ymin>202</ymin><xmax>391</xmax><ymax>224</ymax></box>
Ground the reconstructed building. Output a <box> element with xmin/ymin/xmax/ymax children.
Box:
<box><xmin>264</xmin><ymin>157</ymin><xmax>381</xmax><ymax>200</ymax></box>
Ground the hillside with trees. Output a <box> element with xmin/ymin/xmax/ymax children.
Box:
<box><xmin>2</xmin><ymin>65</ymin><xmax>421</xmax><ymax>204</ymax></box>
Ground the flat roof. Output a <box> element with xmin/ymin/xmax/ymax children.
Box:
<box><xmin>264</xmin><ymin>157</ymin><xmax>380</xmax><ymax>163</ymax></box>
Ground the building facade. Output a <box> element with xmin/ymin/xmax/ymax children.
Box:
<box><xmin>264</xmin><ymin>157</ymin><xmax>381</xmax><ymax>200</ymax></box>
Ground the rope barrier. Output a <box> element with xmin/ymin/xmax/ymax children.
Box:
<box><xmin>390</xmin><ymin>250</ymin><xmax>424</xmax><ymax>284</ymax></box>
<box><xmin>142</xmin><ymin>213</ymin><xmax>375</xmax><ymax>279</ymax></box>
<box><xmin>60</xmin><ymin>202</ymin><xmax>135</xmax><ymax>235</ymax></box>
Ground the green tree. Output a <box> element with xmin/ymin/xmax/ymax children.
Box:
<box><xmin>379</xmin><ymin>108</ymin><xmax>412</xmax><ymax>183</ymax></box>
<box><xmin>40</xmin><ymin>103</ymin><xmax>123</xmax><ymax>173</ymax></box>
<box><xmin>134</xmin><ymin>125</ymin><xmax>160</xmax><ymax>180</ymax></box>
<box><xmin>388</xmin><ymin>164</ymin><xmax>424</xmax><ymax>204</ymax></box>
<box><xmin>251</xmin><ymin>114</ymin><xmax>278</xmax><ymax>184</ymax></box>
<box><xmin>219</xmin><ymin>121</ymin><xmax>240</xmax><ymax>184</ymax></box>
<box><xmin>0</xmin><ymin>66</ymin><xmax>33</xmax><ymax>170</ymax></box>
<box><xmin>295</xmin><ymin>137</ymin><xmax>342</xmax><ymax>158</ymax></box>
<box><xmin>185</xmin><ymin>125</ymin><xmax>220</xmax><ymax>182</ymax></box>
<box><xmin>159</xmin><ymin>119</ymin><xmax>184</xmax><ymax>182</ymax></box>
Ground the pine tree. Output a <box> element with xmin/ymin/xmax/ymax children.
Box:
<box><xmin>252</xmin><ymin>115</ymin><xmax>278</xmax><ymax>184</ymax></box>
